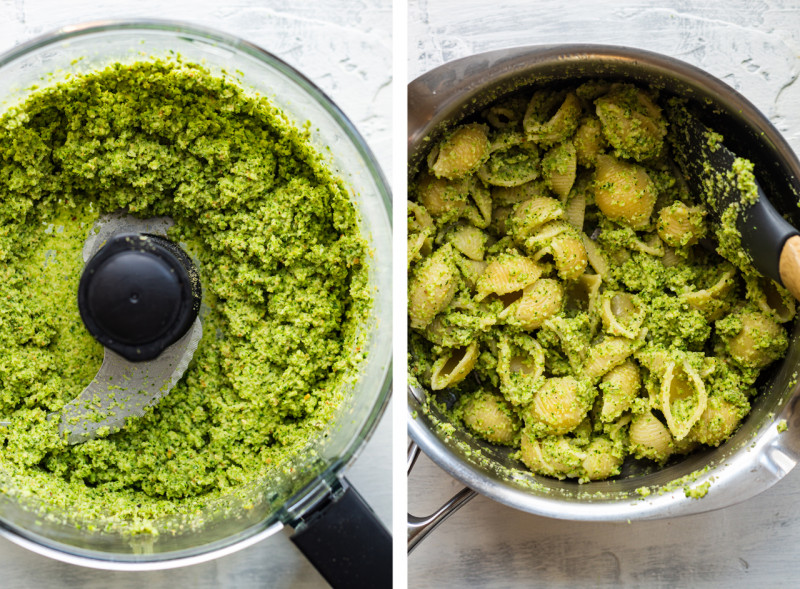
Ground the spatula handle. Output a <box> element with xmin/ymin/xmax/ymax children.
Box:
<box><xmin>779</xmin><ymin>235</ymin><xmax>800</xmax><ymax>301</ymax></box>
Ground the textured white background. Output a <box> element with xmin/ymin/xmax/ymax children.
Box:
<box><xmin>0</xmin><ymin>1</ymin><xmax>392</xmax><ymax>588</ymax></box>
<box><xmin>410</xmin><ymin>0</ymin><xmax>800</xmax><ymax>153</ymax></box>
<box><xmin>409</xmin><ymin>1</ymin><xmax>800</xmax><ymax>588</ymax></box>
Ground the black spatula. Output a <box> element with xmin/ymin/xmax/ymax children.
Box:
<box><xmin>666</xmin><ymin>101</ymin><xmax>800</xmax><ymax>300</ymax></box>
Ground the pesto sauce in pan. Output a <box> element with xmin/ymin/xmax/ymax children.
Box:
<box><xmin>0</xmin><ymin>60</ymin><xmax>370</xmax><ymax>528</ymax></box>
<box><xmin>409</xmin><ymin>81</ymin><xmax>794</xmax><ymax>500</ymax></box>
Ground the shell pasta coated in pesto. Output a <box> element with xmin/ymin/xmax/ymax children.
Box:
<box><xmin>409</xmin><ymin>80</ymin><xmax>791</xmax><ymax>483</ymax></box>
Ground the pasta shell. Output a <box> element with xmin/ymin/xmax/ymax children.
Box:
<box><xmin>722</xmin><ymin>308</ymin><xmax>787</xmax><ymax>369</ymax></box>
<box><xmin>496</xmin><ymin>333</ymin><xmax>546</xmax><ymax>406</ymax></box>
<box><xmin>627</xmin><ymin>232</ymin><xmax>664</xmax><ymax>257</ymax></box>
<box><xmin>428</xmin><ymin>123</ymin><xmax>490</xmax><ymax>179</ymax></box>
<box><xmin>423</xmin><ymin>312</ymin><xmax>493</xmax><ymax>348</ymax></box>
<box><xmin>423</xmin><ymin>315</ymin><xmax>459</xmax><ymax>347</ymax></box>
<box><xmin>502</xmin><ymin>278</ymin><xmax>564</xmax><ymax>330</ymax></box>
<box><xmin>523</xmin><ymin>90</ymin><xmax>582</xmax><ymax>147</ymax></box>
<box><xmin>464</xmin><ymin>177</ymin><xmax>493</xmax><ymax>229</ymax></box>
<box><xmin>477</xmin><ymin>132</ymin><xmax>540</xmax><ymax>187</ymax></box>
<box><xmin>407</xmin><ymin>232</ymin><xmax>429</xmax><ymax>267</ymax></box>
<box><xmin>681</xmin><ymin>264</ymin><xmax>736</xmax><ymax>321</ymax></box>
<box><xmin>549</xmin><ymin>232</ymin><xmax>588</xmax><ymax>280</ymax></box>
<box><xmin>564</xmin><ymin>189</ymin><xmax>586</xmax><ymax>231</ymax></box>
<box><xmin>416</xmin><ymin>172</ymin><xmax>469</xmax><ymax>219</ymax></box>
<box><xmin>629</xmin><ymin>410</ymin><xmax>673</xmax><ymax>462</ymax></box>
<box><xmin>581</xmin><ymin>234</ymin><xmax>611</xmax><ymax>277</ymax></box>
<box><xmin>525</xmin><ymin>221</ymin><xmax>587</xmax><ymax>281</ymax></box>
<box><xmin>407</xmin><ymin>200</ymin><xmax>435</xmax><ymax>263</ymax></box>
<box><xmin>595</xmin><ymin>84</ymin><xmax>666</xmax><ymax>161</ymax></box>
<box><xmin>482</xmin><ymin>94</ymin><xmax>528</xmax><ymax>129</ymax></box>
<box><xmin>583</xmin><ymin>335</ymin><xmax>644</xmax><ymax>382</ymax></box>
<box><xmin>475</xmin><ymin>253</ymin><xmax>542</xmax><ymax>301</ymax></box>
<box><xmin>660</xmin><ymin>246</ymin><xmax>682</xmax><ymax>268</ymax></box>
<box><xmin>485</xmin><ymin>105</ymin><xmax>522</xmax><ymax>129</ymax></box>
<box><xmin>540</xmin><ymin>314</ymin><xmax>592</xmax><ymax>372</ymax></box>
<box><xmin>520</xmin><ymin>434</ymin><xmax>549</xmax><ymax>474</ymax></box>
<box><xmin>462</xmin><ymin>390</ymin><xmax>521</xmax><ymax>445</ymax></box>
<box><xmin>686</xmin><ymin>397</ymin><xmax>743</xmax><ymax>447</ymax></box>
<box><xmin>524</xmin><ymin>220</ymin><xmax>570</xmax><ymax>253</ymax></box>
<box><xmin>542</xmin><ymin>141</ymin><xmax>577</xmax><ymax>200</ymax></box>
<box><xmin>605</xmin><ymin>413</ymin><xmax>633</xmax><ymax>444</ymax></box>
<box><xmin>510</xmin><ymin>196</ymin><xmax>565</xmax><ymax>245</ymax></box>
<box><xmin>521</xmin><ymin>434</ymin><xmax>584</xmax><ymax>479</ymax></box>
<box><xmin>600</xmin><ymin>291</ymin><xmax>645</xmax><ymax>338</ymax></box>
<box><xmin>492</xmin><ymin>179</ymin><xmax>551</xmax><ymax>207</ymax></box>
<box><xmin>408</xmin><ymin>243</ymin><xmax>458</xmax><ymax>329</ymax></box>
<box><xmin>447</xmin><ymin>225</ymin><xmax>487</xmax><ymax>261</ymax></box>
<box><xmin>527</xmin><ymin>376</ymin><xmax>586</xmax><ymax>435</ymax></box>
<box><xmin>582</xmin><ymin>438</ymin><xmax>623</xmax><ymax>481</ymax></box>
<box><xmin>486</xmin><ymin>130</ymin><xmax>526</xmax><ymax>152</ymax></box>
<box><xmin>599</xmin><ymin>360</ymin><xmax>641</xmax><ymax>422</ymax></box>
<box><xmin>455</xmin><ymin>256</ymin><xmax>488</xmax><ymax>290</ymax></box>
<box><xmin>408</xmin><ymin>200</ymin><xmax>434</xmax><ymax>233</ymax></box>
<box><xmin>509</xmin><ymin>354</ymin><xmax>543</xmax><ymax>376</ymax></box>
<box><xmin>659</xmin><ymin>360</ymin><xmax>708</xmax><ymax>441</ymax></box>
<box><xmin>593</xmin><ymin>154</ymin><xmax>657</xmax><ymax>230</ymax></box>
<box><xmin>430</xmin><ymin>341</ymin><xmax>480</xmax><ymax>390</ymax></box>
<box><xmin>656</xmin><ymin>201</ymin><xmax>707</xmax><ymax>248</ymax></box>
<box><xmin>573</xmin><ymin>116</ymin><xmax>607</xmax><ymax>167</ymax></box>
<box><xmin>634</xmin><ymin>346</ymin><xmax>671</xmax><ymax>375</ymax></box>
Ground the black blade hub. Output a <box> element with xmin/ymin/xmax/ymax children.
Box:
<box><xmin>78</xmin><ymin>233</ymin><xmax>201</xmax><ymax>362</ymax></box>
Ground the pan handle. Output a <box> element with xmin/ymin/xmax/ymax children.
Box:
<box><xmin>407</xmin><ymin>441</ymin><xmax>477</xmax><ymax>553</ymax></box>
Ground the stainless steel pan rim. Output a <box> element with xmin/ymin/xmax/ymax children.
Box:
<box><xmin>408</xmin><ymin>44</ymin><xmax>800</xmax><ymax>524</ymax></box>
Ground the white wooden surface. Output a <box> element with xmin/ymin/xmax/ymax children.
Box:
<box><xmin>408</xmin><ymin>1</ymin><xmax>800</xmax><ymax>587</ymax></box>
<box><xmin>409</xmin><ymin>450</ymin><xmax>800</xmax><ymax>588</ymax></box>
<box><xmin>0</xmin><ymin>1</ymin><xmax>392</xmax><ymax>588</ymax></box>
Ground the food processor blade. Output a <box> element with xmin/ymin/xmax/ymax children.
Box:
<box><xmin>57</xmin><ymin>211</ymin><xmax>203</xmax><ymax>444</ymax></box>
<box><xmin>58</xmin><ymin>318</ymin><xmax>202</xmax><ymax>444</ymax></box>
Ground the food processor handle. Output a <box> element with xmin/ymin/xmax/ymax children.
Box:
<box><xmin>289</xmin><ymin>477</ymin><xmax>392</xmax><ymax>588</ymax></box>
<box><xmin>406</xmin><ymin>441</ymin><xmax>477</xmax><ymax>553</ymax></box>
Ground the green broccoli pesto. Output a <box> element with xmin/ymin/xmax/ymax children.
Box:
<box><xmin>0</xmin><ymin>59</ymin><xmax>370</xmax><ymax>529</ymax></box>
<box><xmin>684</xmin><ymin>481</ymin><xmax>711</xmax><ymax>499</ymax></box>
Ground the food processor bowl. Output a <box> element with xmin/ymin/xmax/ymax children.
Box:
<box><xmin>0</xmin><ymin>19</ymin><xmax>392</xmax><ymax>578</ymax></box>
<box><xmin>407</xmin><ymin>45</ymin><xmax>800</xmax><ymax>539</ymax></box>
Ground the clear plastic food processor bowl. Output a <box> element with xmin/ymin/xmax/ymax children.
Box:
<box><xmin>0</xmin><ymin>19</ymin><xmax>392</xmax><ymax>570</ymax></box>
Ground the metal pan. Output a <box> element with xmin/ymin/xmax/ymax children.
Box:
<box><xmin>407</xmin><ymin>44</ymin><xmax>800</xmax><ymax>549</ymax></box>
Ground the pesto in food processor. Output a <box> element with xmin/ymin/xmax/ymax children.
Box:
<box><xmin>0</xmin><ymin>60</ymin><xmax>370</xmax><ymax>528</ymax></box>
